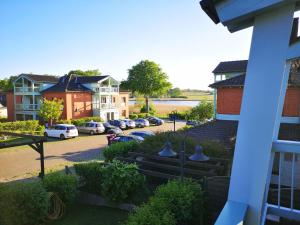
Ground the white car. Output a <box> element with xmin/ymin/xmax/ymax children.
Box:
<box><xmin>122</xmin><ymin>119</ymin><xmax>136</xmax><ymax>129</ymax></box>
<box><xmin>44</xmin><ymin>124</ymin><xmax>78</xmax><ymax>139</ymax></box>
<box><xmin>77</xmin><ymin>122</ymin><xmax>105</xmax><ymax>135</ymax></box>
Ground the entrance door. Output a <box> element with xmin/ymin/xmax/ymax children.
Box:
<box><xmin>106</xmin><ymin>112</ymin><xmax>110</xmax><ymax>121</ymax></box>
<box><xmin>111</xmin><ymin>112</ymin><xmax>114</xmax><ymax>120</ymax></box>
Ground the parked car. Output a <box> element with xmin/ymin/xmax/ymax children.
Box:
<box><xmin>147</xmin><ymin>116</ymin><xmax>164</xmax><ymax>126</ymax></box>
<box><xmin>44</xmin><ymin>124</ymin><xmax>78</xmax><ymax>139</ymax></box>
<box><xmin>130</xmin><ymin>131</ymin><xmax>154</xmax><ymax>139</ymax></box>
<box><xmin>109</xmin><ymin>120</ymin><xmax>127</xmax><ymax>129</ymax></box>
<box><xmin>122</xmin><ymin>119</ymin><xmax>136</xmax><ymax>129</ymax></box>
<box><xmin>77</xmin><ymin>122</ymin><xmax>105</xmax><ymax>135</ymax></box>
<box><xmin>134</xmin><ymin>118</ymin><xmax>150</xmax><ymax>128</ymax></box>
<box><xmin>111</xmin><ymin>135</ymin><xmax>144</xmax><ymax>144</ymax></box>
<box><xmin>186</xmin><ymin>120</ymin><xmax>200</xmax><ymax>126</ymax></box>
<box><xmin>103</xmin><ymin>122</ymin><xmax>123</xmax><ymax>135</ymax></box>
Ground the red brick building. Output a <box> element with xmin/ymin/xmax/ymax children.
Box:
<box><xmin>210</xmin><ymin>60</ymin><xmax>300</xmax><ymax>123</ymax></box>
<box><xmin>7</xmin><ymin>74</ymin><xmax>129</xmax><ymax>121</ymax></box>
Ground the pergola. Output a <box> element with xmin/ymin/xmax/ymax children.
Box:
<box><xmin>0</xmin><ymin>132</ymin><xmax>46</xmax><ymax>178</ymax></box>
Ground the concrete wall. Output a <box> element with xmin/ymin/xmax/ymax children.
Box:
<box><xmin>217</xmin><ymin>87</ymin><xmax>300</xmax><ymax>117</ymax></box>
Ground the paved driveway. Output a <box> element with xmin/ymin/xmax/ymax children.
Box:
<box><xmin>0</xmin><ymin>121</ymin><xmax>185</xmax><ymax>181</ymax></box>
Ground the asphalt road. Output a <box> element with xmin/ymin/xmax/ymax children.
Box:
<box><xmin>0</xmin><ymin>121</ymin><xmax>185</xmax><ymax>182</ymax></box>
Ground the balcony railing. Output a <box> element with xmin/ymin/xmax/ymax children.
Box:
<box><xmin>15</xmin><ymin>104</ymin><xmax>40</xmax><ymax>111</ymax></box>
<box><xmin>93</xmin><ymin>87</ymin><xmax>119</xmax><ymax>93</ymax></box>
<box><xmin>15</xmin><ymin>87</ymin><xmax>40</xmax><ymax>93</ymax></box>
<box><xmin>92</xmin><ymin>103</ymin><xmax>117</xmax><ymax>110</ymax></box>
<box><xmin>261</xmin><ymin>140</ymin><xmax>300</xmax><ymax>224</ymax></box>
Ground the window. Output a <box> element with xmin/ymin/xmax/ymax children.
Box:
<box><xmin>122</xmin><ymin>110</ymin><xmax>126</xmax><ymax>117</ymax></box>
<box><xmin>122</xmin><ymin>97</ymin><xmax>126</xmax><ymax>103</ymax></box>
<box><xmin>112</xmin><ymin>97</ymin><xmax>116</xmax><ymax>103</ymax></box>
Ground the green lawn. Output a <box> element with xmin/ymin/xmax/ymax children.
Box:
<box><xmin>48</xmin><ymin>203</ymin><xmax>128</xmax><ymax>225</ymax></box>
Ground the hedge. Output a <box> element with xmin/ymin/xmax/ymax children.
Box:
<box><xmin>103</xmin><ymin>141</ymin><xmax>139</xmax><ymax>162</ymax></box>
<box><xmin>129</xmin><ymin>113</ymin><xmax>151</xmax><ymax>119</ymax></box>
<box><xmin>126</xmin><ymin>179</ymin><xmax>204</xmax><ymax>225</ymax></box>
<box><xmin>75</xmin><ymin>160</ymin><xmax>145</xmax><ymax>203</ymax></box>
<box><xmin>57</xmin><ymin>116</ymin><xmax>103</xmax><ymax>126</ymax></box>
<box><xmin>0</xmin><ymin>120</ymin><xmax>44</xmax><ymax>135</ymax></box>
<box><xmin>0</xmin><ymin>181</ymin><xmax>49</xmax><ymax>225</ymax></box>
<box><xmin>42</xmin><ymin>172</ymin><xmax>78</xmax><ymax>204</ymax></box>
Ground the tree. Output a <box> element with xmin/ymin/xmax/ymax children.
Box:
<box><xmin>0</xmin><ymin>76</ymin><xmax>17</xmax><ymax>91</ymax></box>
<box><xmin>67</xmin><ymin>69</ymin><xmax>101</xmax><ymax>76</ymax></box>
<box><xmin>168</xmin><ymin>88</ymin><xmax>182</xmax><ymax>98</ymax></box>
<box><xmin>38</xmin><ymin>98</ymin><xmax>63</xmax><ymax>126</ymax></box>
<box><xmin>188</xmin><ymin>102</ymin><xmax>213</xmax><ymax>122</ymax></box>
<box><xmin>124</xmin><ymin>60</ymin><xmax>172</xmax><ymax>112</ymax></box>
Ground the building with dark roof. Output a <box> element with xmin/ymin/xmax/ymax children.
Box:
<box><xmin>7</xmin><ymin>73</ymin><xmax>129</xmax><ymax>121</ymax></box>
<box><xmin>210</xmin><ymin>60</ymin><xmax>300</xmax><ymax>123</ymax></box>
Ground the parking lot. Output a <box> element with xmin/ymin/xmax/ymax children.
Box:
<box><xmin>0</xmin><ymin>121</ymin><xmax>185</xmax><ymax>181</ymax></box>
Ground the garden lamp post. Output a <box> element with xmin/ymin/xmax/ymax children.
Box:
<box><xmin>189</xmin><ymin>145</ymin><xmax>210</xmax><ymax>162</ymax></box>
<box><xmin>171</xmin><ymin>110</ymin><xmax>178</xmax><ymax>132</ymax></box>
<box><xmin>158</xmin><ymin>133</ymin><xmax>177</xmax><ymax>157</ymax></box>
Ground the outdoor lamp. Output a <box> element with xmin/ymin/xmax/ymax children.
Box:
<box><xmin>158</xmin><ymin>140</ymin><xmax>177</xmax><ymax>157</ymax></box>
<box><xmin>189</xmin><ymin>145</ymin><xmax>209</xmax><ymax>161</ymax></box>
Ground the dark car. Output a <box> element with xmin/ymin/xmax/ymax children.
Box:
<box><xmin>130</xmin><ymin>131</ymin><xmax>155</xmax><ymax>139</ymax></box>
<box><xmin>109</xmin><ymin>120</ymin><xmax>127</xmax><ymax>129</ymax></box>
<box><xmin>103</xmin><ymin>122</ymin><xmax>123</xmax><ymax>135</ymax></box>
<box><xmin>147</xmin><ymin>116</ymin><xmax>164</xmax><ymax>126</ymax></box>
<box><xmin>111</xmin><ymin>135</ymin><xmax>144</xmax><ymax>144</ymax></box>
<box><xmin>186</xmin><ymin>120</ymin><xmax>200</xmax><ymax>126</ymax></box>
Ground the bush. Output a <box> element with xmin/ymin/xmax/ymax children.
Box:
<box><xmin>126</xmin><ymin>203</ymin><xmax>176</xmax><ymax>225</ymax></box>
<box><xmin>74</xmin><ymin>162</ymin><xmax>104</xmax><ymax>195</ymax></box>
<box><xmin>168</xmin><ymin>111</ymin><xmax>188</xmax><ymax>120</ymax></box>
<box><xmin>200</xmin><ymin>140</ymin><xmax>228</xmax><ymax>158</ymax></box>
<box><xmin>56</xmin><ymin>117</ymin><xmax>103</xmax><ymax>126</ymax></box>
<box><xmin>43</xmin><ymin>172</ymin><xmax>78</xmax><ymax>204</ymax></box>
<box><xmin>187</xmin><ymin>102</ymin><xmax>213</xmax><ymax>122</ymax></box>
<box><xmin>103</xmin><ymin>141</ymin><xmax>139</xmax><ymax>162</ymax></box>
<box><xmin>0</xmin><ymin>120</ymin><xmax>44</xmax><ymax>135</ymax></box>
<box><xmin>101</xmin><ymin>160</ymin><xmax>145</xmax><ymax>203</ymax></box>
<box><xmin>136</xmin><ymin>131</ymin><xmax>196</xmax><ymax>155</ymax></box>
<box><xmin>140</xmin><ymin>104</ymin><xmax>156</xmax><ymax>115</ymax></box>
<box><xmin>126</xmin><ymin>180</ymin><xmax>204</xmax><ymax>225</ymax></box>
<box><xmin>0</xmin><ymin>181</ymin><xmax>49</xmax><ymax>225</ymax></box>
<box><xmin>129</xmin><ymin>113</ymin><xmax>139</xmax><ymax>120</ymax></box>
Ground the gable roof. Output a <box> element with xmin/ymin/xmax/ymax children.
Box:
<box><xmin>210</xmin><ymin>72</ymin><xmax>300</xmax><ymax>88</ymax></box>
<box><xmin>41</xmin><ymin>75</ymin><xmax>92</xmax><ymax>93</ymax></box>
<box><xmin>18</xmin><ymin>74</ymin><xmax>59</xmax><ymax>83</ymax></box>
<box><xmin>212</xmin><ymin>60</ymin><xmax>248</xmax><ymax>74</ymax></box>
<box><xmin>74</xmin><ymin>75</ymin><xmax>109</xmax><ymax>84</ymax></box>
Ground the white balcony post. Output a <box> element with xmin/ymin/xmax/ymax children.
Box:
<box><xmin>227</xmin><ymin>4</ymin><xmax>295</xmax><ymax>225</ymax></box>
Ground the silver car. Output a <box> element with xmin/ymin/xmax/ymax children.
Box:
<box><xmin>77</xmin><ymin>122</ymin><xmax>105</xmax><ymax>135</ymax></box>
<box><xmin>134</xmin><ymin>118</ymin><xmax>150</xmax><ymax>128</ymax></box>
<box><xmin>122</xmin><ymin>119</ymin><xmax>136</xmax><ymax>129</ymax></box>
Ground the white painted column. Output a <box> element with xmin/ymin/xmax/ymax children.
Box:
<box><xmin>227</xmin><ymin>4</ymin><xmax>295</xmax><ymax>225</ymax></box>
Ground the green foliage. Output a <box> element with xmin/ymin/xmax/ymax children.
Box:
<box><xmin>0</xmin><ymin>120</ymin><xmax>44</xmax><ymax>135</ymax></box>
<box><xmin>126</xmin><ymin>180</ymin><xmax>204</xmax><ymax>225</ymax></box>
<box><xmin>201</xmin><ymin>140</ymin><xmax>228</xmax><ymax>158</ymax></box>
<box><xmin>74</xmin><ymin>162</ymin><xmax>104</xmax><ymax>195</ymax></box>
<box><xmin>56</xmin><ymin>117</ymin><xmax>103</xmax><ymax>126</ymax></box>
<box><xmin>136</xmin><ymin>131</ymin><xmax>196</xmax><ymax>155</ymax></box>
<box><xmin>68</xmin><ymin>69</ymin><xmax>101</xmax><ymax>76</ymax></box>
<box><xmin>101</xmin><ymin>160</ymin><xmax>145</xmax><ymax>203</ymax></box>
<box><xmin>140</xmin><ymin>103</ymin><xmax>156</xmax><ymax>114</ymax></box>
<box><xmin>126</xmin><ymin>203</ymin><xmax>176</xmax><ymax>225</ymax></box>
<box><xmin>187</xmin><ymin>102</ymin><xmax>213</xmax><ymax>122</ymax></box>
<box><xmin>129</xmin><ymin>113</ymin><xmax>150</xmax><ymax>119</ymax></box>
<box><xmin>75</xmin><ymin>161</ymin><xmax>145</xmax><ymax>203</ymax></box>
<box><xmin>43</xmin><ymin>172</ymin><xmax>78</xmax><ymax>204</ymax></box>
<box><xmin>129</xmin><ymin>114</ymin><xmax>139</xmax><ymax>120</ymax></box>
<box><xmin>0</xmin><ymin>76</ymin><xmax>17</xmax><ymax>91</ymax></box>
<box><xmin>168</xmin><ymin>111</ymin><xmax>188</xmax><ymax>120</ymax></box>
<box><xmin>103</xmin><ymin>141</ymin><xmax>139</xmax><ymax>162</ymax></box>
<box><xmin>39</xmin><ymin>98</ymin><xmax>63</xmax><ymax>125</ymax></box>
<box><xmin>0</xmin><ymin>181</ymin><xmax>49</xmax><ymax>225</ymax></box>
<box><xmin>168</xmin><ymin>87</ymin><xmax>182</xmax><ymax>98</ymax></box>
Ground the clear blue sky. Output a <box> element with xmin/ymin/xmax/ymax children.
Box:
<box><xmin>0</xmin><ymin>0</ymin><xmax>253</xmax><ymax>90</ymax></box>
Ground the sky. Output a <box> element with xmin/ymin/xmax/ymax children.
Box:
<box><xmin>0</xmin><ymin>0</ymin><xmax>253</xmax><ymax>90</ymax></box>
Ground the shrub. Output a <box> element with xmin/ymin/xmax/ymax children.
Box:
<box><xmin>200</xmin><ymin>140</ymin><xmax>228</xmax><ymax>158</ymax></box>
<box><xmin>74</xmin><ymin>162</ymin><xmax>104</xmax><ymax>195</ymax></box>
<box><xmin>103</xmin><ymin>141</ymin><xmax>139</xmax><ymax>162</ymax></box>
<box><xmin>126</xmin><ymin>203</ymin><xmax>176</xmax><ymax>225</ymax></box>
<box><xmin>43</xmin><ymin>172</ymin><xmax>78</xmax><ymax>204</ymax></box>
<box><xmin>168</xmin><ymin>111</ymin><xmax>188</xmax><ymax>120</ymax></box>
<box><xmin>129</xmin><ymin>113</ymin><xmax>138</xmax><ymax>120</ymax></box>
<box><xmin>136</xmin><ymin>131</ymin><xmax>196</xmax><ymax>155</ymax></box>
<box><xmin>140</xmin><ymin>104</ymin><xmax>156</xmax><ymax>115</ymax></box>
<box><xmin>187</xmin><ymin>102</ymin><xmax>213</xmax><ymax>122</ymax></box>
<box><xmin>101</xmin><ymin>160</ymin><xmax>145</xmax><ymax>203</ymax></box>
<box><xmin>126</xmin><ymin>180</ymin><xmax>204</xmax><ymax>225</ymax></box>
<box><xmin>0</xmin><ymin>120</ymin><xmax>44</xmax><ymax>135</ymax></box>
<box><xmin>0</xmin><ymin>181</ymin><xmax>49</xmax><ymax>225</ymax></box>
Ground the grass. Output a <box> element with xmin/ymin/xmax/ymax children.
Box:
<box><xmin>47</xmin><ymin>203</ymin><xmax>128</xmax><ymax>225</ymax></box>
<box><xmin>181</xmin><ymin>90</ymin><xmax>213</xmax><ymax>101</ymax></box>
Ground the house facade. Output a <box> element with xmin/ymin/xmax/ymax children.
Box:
<box><xmin>7</xmin><ymin>74</ymin><xmax>129</xmax><ymax>122</ymax></box>
<box><xmin>210</xmin><ymin>60</ymin><xmax>300</xmax><ymax>124</ymax></box>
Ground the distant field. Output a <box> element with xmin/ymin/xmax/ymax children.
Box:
<box><xmin>181</xmin><ymin>90</ymin><xmax>213</xmax><ymax>101</ymax></box>
<box><xmin>130</xmin><ymin>104</ymin><xmax>192</xmax><ymax>116</ymax></box>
